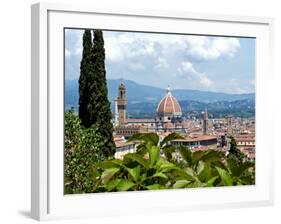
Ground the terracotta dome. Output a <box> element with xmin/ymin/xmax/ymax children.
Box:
<box><xmin>156</xmin><ymin>87</ymin><xmax>182</xmax><ymax>116</ymax></box>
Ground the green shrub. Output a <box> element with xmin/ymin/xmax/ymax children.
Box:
<box><xmin>92</xmin><ymin>133</ymin><xmax>255</xmax><ymax>192</ymax></box>
<box><xmin>64</xmin><ymin>109</ymin><xmax>110</xmax><ymax>194</ymax></box>
<box><xmin>64</xmin><ymin>122</ymin><xmax>255</xmax><ymax>193</ymax></box>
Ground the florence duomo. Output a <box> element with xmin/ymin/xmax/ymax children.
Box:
<box><xmin>64</xmin><ymin>28</ymin><xmax>256</xmax><ymax>194</ymax></box>
<box><xmin>113</xmin><ymin>81</ymin><xmax>255</xmax><ymax>160</ymax></box>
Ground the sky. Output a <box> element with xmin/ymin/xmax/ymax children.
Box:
<box><xmin>65</xmin><ymin>29</ymin><xmax>255</xmax><ymax>94</ymax></box>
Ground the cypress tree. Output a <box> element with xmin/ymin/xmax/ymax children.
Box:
<box><xmin>88</xmin><ymin>30</ymin><xmax>116</xmax><ymax>157</ymax></box>
<box><xmin>78</xmin><ymin>30</ymin><xmax>92</xmax><ymax>127</ymax></box>
<box><xmin>228</xmin><ymin>136</ymin><xmax>245</xmax><ymax>164</ymax></box>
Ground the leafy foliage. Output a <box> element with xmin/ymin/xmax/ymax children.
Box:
<box><xmin>91</xmin><ymin>133</ymin><xmax>255</xmax><ymax>192</ymax></box>
<box><xmin>227</xmin><ymin>136</ymin><xmax>247</xmax><ymax>165</ymax></box>
<box><xmin>128</xmin><ymin>132</ymin><xmax>183</xmax><ymax>162</ymax></box>
<box><xmin>64</xmin><ymin>109</ymin><xmax>110</xmax><ymax>194</ymax></box>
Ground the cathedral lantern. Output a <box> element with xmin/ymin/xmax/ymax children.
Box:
<box><xmin>156</xmin><ymin>86</ymin><xmax>182</xmax><ymax>129</ymax></box>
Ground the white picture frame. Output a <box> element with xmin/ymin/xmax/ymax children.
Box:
<box><xmin>31</xmin><ymin>2</ymin><xmax>274</xmax><ymax>221</ymax></box>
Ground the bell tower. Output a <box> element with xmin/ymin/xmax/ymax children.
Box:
<box><xmin>226</xmin><ymin>115</ymin><xmax>233</xmax><ymax>136</ymax></box>
<box><xmin>203</xmin><ymin>108</ymin><xmax>208</xmax><ymax>135</ymax></box>
<box><xmin>117</xmin><ymin>82</ymin><xmax>127</xmax><ymax>126</ymax></box>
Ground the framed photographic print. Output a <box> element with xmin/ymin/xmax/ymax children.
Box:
<box><xmin>31</xmin><ymin>2</ymin><xmax>274</xmax><ymax>221</ymax></box>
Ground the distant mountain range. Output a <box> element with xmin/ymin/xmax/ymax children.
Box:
<box><xmin>65</xmin><ymin>79</ymin><xmax>255</xmax><ymax>118</ymax></box>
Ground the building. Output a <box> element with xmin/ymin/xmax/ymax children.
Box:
<box><xmin>114</xmin><ymin>136</ymin><xmax>137</xmax><ymax>159</ymax></box>
<box><xmin>114</xmin><ymin>82</ymin><xmax>127</xmax><ymax>126</ymax></box>
<box><xmin>235</xmin><ymin>134</ymin><xmax>255</xmax><ymax>148</ymax></box>
<box><xmin>126</xmin><ymin>118</ymin><xmax>156</xmax><ymax>129</ymax></box>
<box><xmin>112</xmin><ymin>82</ymin><xmax>252</xmax><ymax>158</ymax></box>
<box><xmin>156</xmin><ymin>86</ymin><xmax>183</xmax><ymax>131</ymax></box>
<box><xmin>203</xmin><ymin>109</ymin><xmax>208</xmax><ymax>135</ymax></box>
<box><xmin>114</xmin><ymin>82</ymin><xmax>153</xmax><ymax>138</ymax></box>
<box><xmin>226</xmin><ymin>115</ymin><xmax>233</xmax><ymax>136</ymax></box>
<box><xmin>171</xmin><ymin>135</ymin><xmax>218</xmax><ymax>150</ymax></box>
<box><xmin>115</xmin><ymin>125</ymin><xmax>149</xmax><ymax>139</ymax></box>
<box><xmin>114</xmin><ymin>84</ymin><xmax>185</xmax><ymax>134</ymax></box>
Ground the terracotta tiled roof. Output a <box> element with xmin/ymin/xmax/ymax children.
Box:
<box><xmin>235</xmin><ymin>134</ymin><xmax>255</xmax><ymax>142</ymax></box>
<box><xmin>172</xmin><ymin>135</ymin><xmax>217</xmax><ymax>142</ymax></box>
<box><xmin>156</xmin><ymin>88</ymin><xmax>182</xmax><ymax>115</ymax></box>
<box><xmin>114</xmin><ymin>139</ymin><xmax>135</xmax><ymax>148</ymax></box>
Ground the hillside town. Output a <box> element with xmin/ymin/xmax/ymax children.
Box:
<box><xmin>113</xmin><ymin>82</ymin><xmax>255</xmax><ymax>160</ymax></box>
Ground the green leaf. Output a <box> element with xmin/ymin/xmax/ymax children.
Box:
<box><xmin>206</xmin><ymin>176</ymin><xmax>219</xmax><ymax>187</ymax></box>
<box><xmin>198</xmin><ymin>163</ymin><xmax>212</xmax><ymax>182</ymax></box>
<box><xmin>201</xmin><ymin>150</ymin><xmax>224</xmax><ymax>163</ymax></box>
<box><xmin>239</xmin><ymin>175</ymin><xmax>255</xmax><ymax>185</ymax></box>
<box><xmin>179</xmin><ymin>146</ymin><xmax>192</xmax><ymax>166</ymax></box>
<box><xmin>172</xmin><ymin>169</ymin><xmax>195</xmax><ymax>181</ymax></box>
<box><xmin>157</xmin><ymin>159</ymin><xmax>178</xmax><ymax>172</ymax></box>
<box><xmin>216</xmin><ymin>166</ymin><xmax>233</xmax><ymax>186</ymax></box>
<box><xmin>129</xmin><ymin>133</ymin><xmax>159</xmax><ymax>146</ymax></box>
<box><xmin>173</xmin><ymin>180</ymin><xmax>191</xmax><ymax>189</ymax></box>
<box><xmin>212</xmin><ymin>161</ymin><xmax>228</xmax><ymax>170</ymax></box>
<box><xmin>149</xmin><ymin>146</ymin><xmax>160</xmax><ymax>166</ymax></box>
<box><xmin>188</xmin><ymin>181</ymin><xmax>205</xmax><ymax>188</ymax></box>
<box><xmin>126</xmin><ymin>166</ymin><xmax>141</xmax><ymax>182</ymax></box>
<box><xmin>184</xmin><ymin>167</ymin><xmax>195</xmax><ymax>177</ymax></box>
<box><xmin>161</xmin><ymin>145</ymin><xmax>175</xmax><ymax>161</ymax></box>
<box><xmin>145</xmin><ymin>184</ymin><xmax>163</xmax><ymax>190</ymax></box>
<box><xmin>192</xmin><ymin>151</ymin><xmax>206</xmax><ymax>165</ymax></box>
<box><xmin>101</xmin><ymin>168</ymin><xmax>120</xmax><ymax>184</ymax></box>
<box><xmin>135</xmin><ymin>143</ymin><xmax>148</xmax><ymax>155</ymax></box>
<box><xmin>152</xmin><ymin>172</ymin><xmax>168</xmax><ymax>179</ymax></box>
<box><xmin>116</xmin><ymin>179</ymin><xmax>135</xmax><ymax>191</ymax></box>
<box><xmin>123</xmin><ymin>153</ymin><xmax>149</xmax><ymax>168</ymax></box>
<box><xmin>145</xmin><ymin>133</ymin><xmax>160</xmax><ymax>146</ymax></box>
<box><xmin>105</xmin><ymin>179</ymin><xmax>121</xmax><ymax>191</ymax></box>
<box><xmin>160</xmin><ymin>133</ymin><xmax>184</xmax><ymax>147</ymax></box>
<box><xmin>96</xmin><ymin>160</ymin><xmax>123</xmax><ymax>169</ymax></box>
<box><xmin>196</xmin><ymin>161</ymin><xmax>205</xmax><ymax>174</ymax></box>
<box><xmin>128</xmin><ymin>133</ymin><xmax>146</xmax><ymax>142</ymax></box>
<box><xmin>227</xmin><ymin>158</ymin><xmax>254</xmax><ymax>177</ymax></box>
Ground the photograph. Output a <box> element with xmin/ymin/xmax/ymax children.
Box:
<box><xmin>64</xmin><ymin>28</ymin><xmax>256</xmax><ymax>194</ymax></box>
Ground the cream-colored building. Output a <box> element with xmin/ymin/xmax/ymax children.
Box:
<box><xmin>114</xmin><ymin>136</ymin><xmax>138</xmax><ymax>159</ymax></box>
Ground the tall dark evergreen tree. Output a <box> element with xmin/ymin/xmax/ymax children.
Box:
<box><xmin>88</xmin><ymin>30</ymin><xmax>116</xmax><ymax>157</ymax></box>
<box><xmin>78</xmin><ymin>30</ymin><xmax>92</xmax><ymax>127</ymax></box>
<box><xmin>228</xmin><ymin>136</ymin><xmax>245</xmax><ymax>164</ymax></box>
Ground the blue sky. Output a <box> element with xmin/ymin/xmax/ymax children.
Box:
<box><xmin>65</xmin><ymin>29</ymin><xmax>255</xmax><ymax>94</ymax></box>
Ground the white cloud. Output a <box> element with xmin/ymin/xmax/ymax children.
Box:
<box><xmin>65</xmin><ymin>48</ymin><xmax>71</xmax><ymax>57</ymax></box>
<box><xmin>179</xmin><ymin>61</ymin><xmax>213</xmax><ymax>88</ymax></box>
<box><xmin>104</xmin><ymin>33</ymin><xmax>157</xmax><ymax>62</ymax></box>
<box><xmin>104</xmin><ymin>36</ymin><xmax>124</xmax><ymax>62</ymax></box>
<box><xmin>64</xmin><ymin>29</ymin><xmax>254</xmax><ymax>93</ymax></box>
<box><xmin>180</xmin><ymin>61</ymin><xmax>197</xmax><ymax>74</ymax></box>
<box><xmin>103</xmin><ymin>32</ymin><xmax>240</xmax><ymax>68</ymax></box>
<box><xmin>64</xmin><ymin>29</ymin><xmax>83</xmax><ymax>57</ymax></box>
<box><xmin>198</xmin><ymin>73</ymin><xmax>213</xmax><ymax>88</ymax></box>
<box><xmin>185</xmin><ymin>36</ymin><xmax>240</xmax><ymax>60</ymax></box>
<box><xmin>128</xmin><ymin>62</ymin><xmax>145</xmax><ymax>71</ymax></box>
<box><xmin>154</xmin><ymin>57</ymin><xmax>169</xmax><ymax>69</ymax></box>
